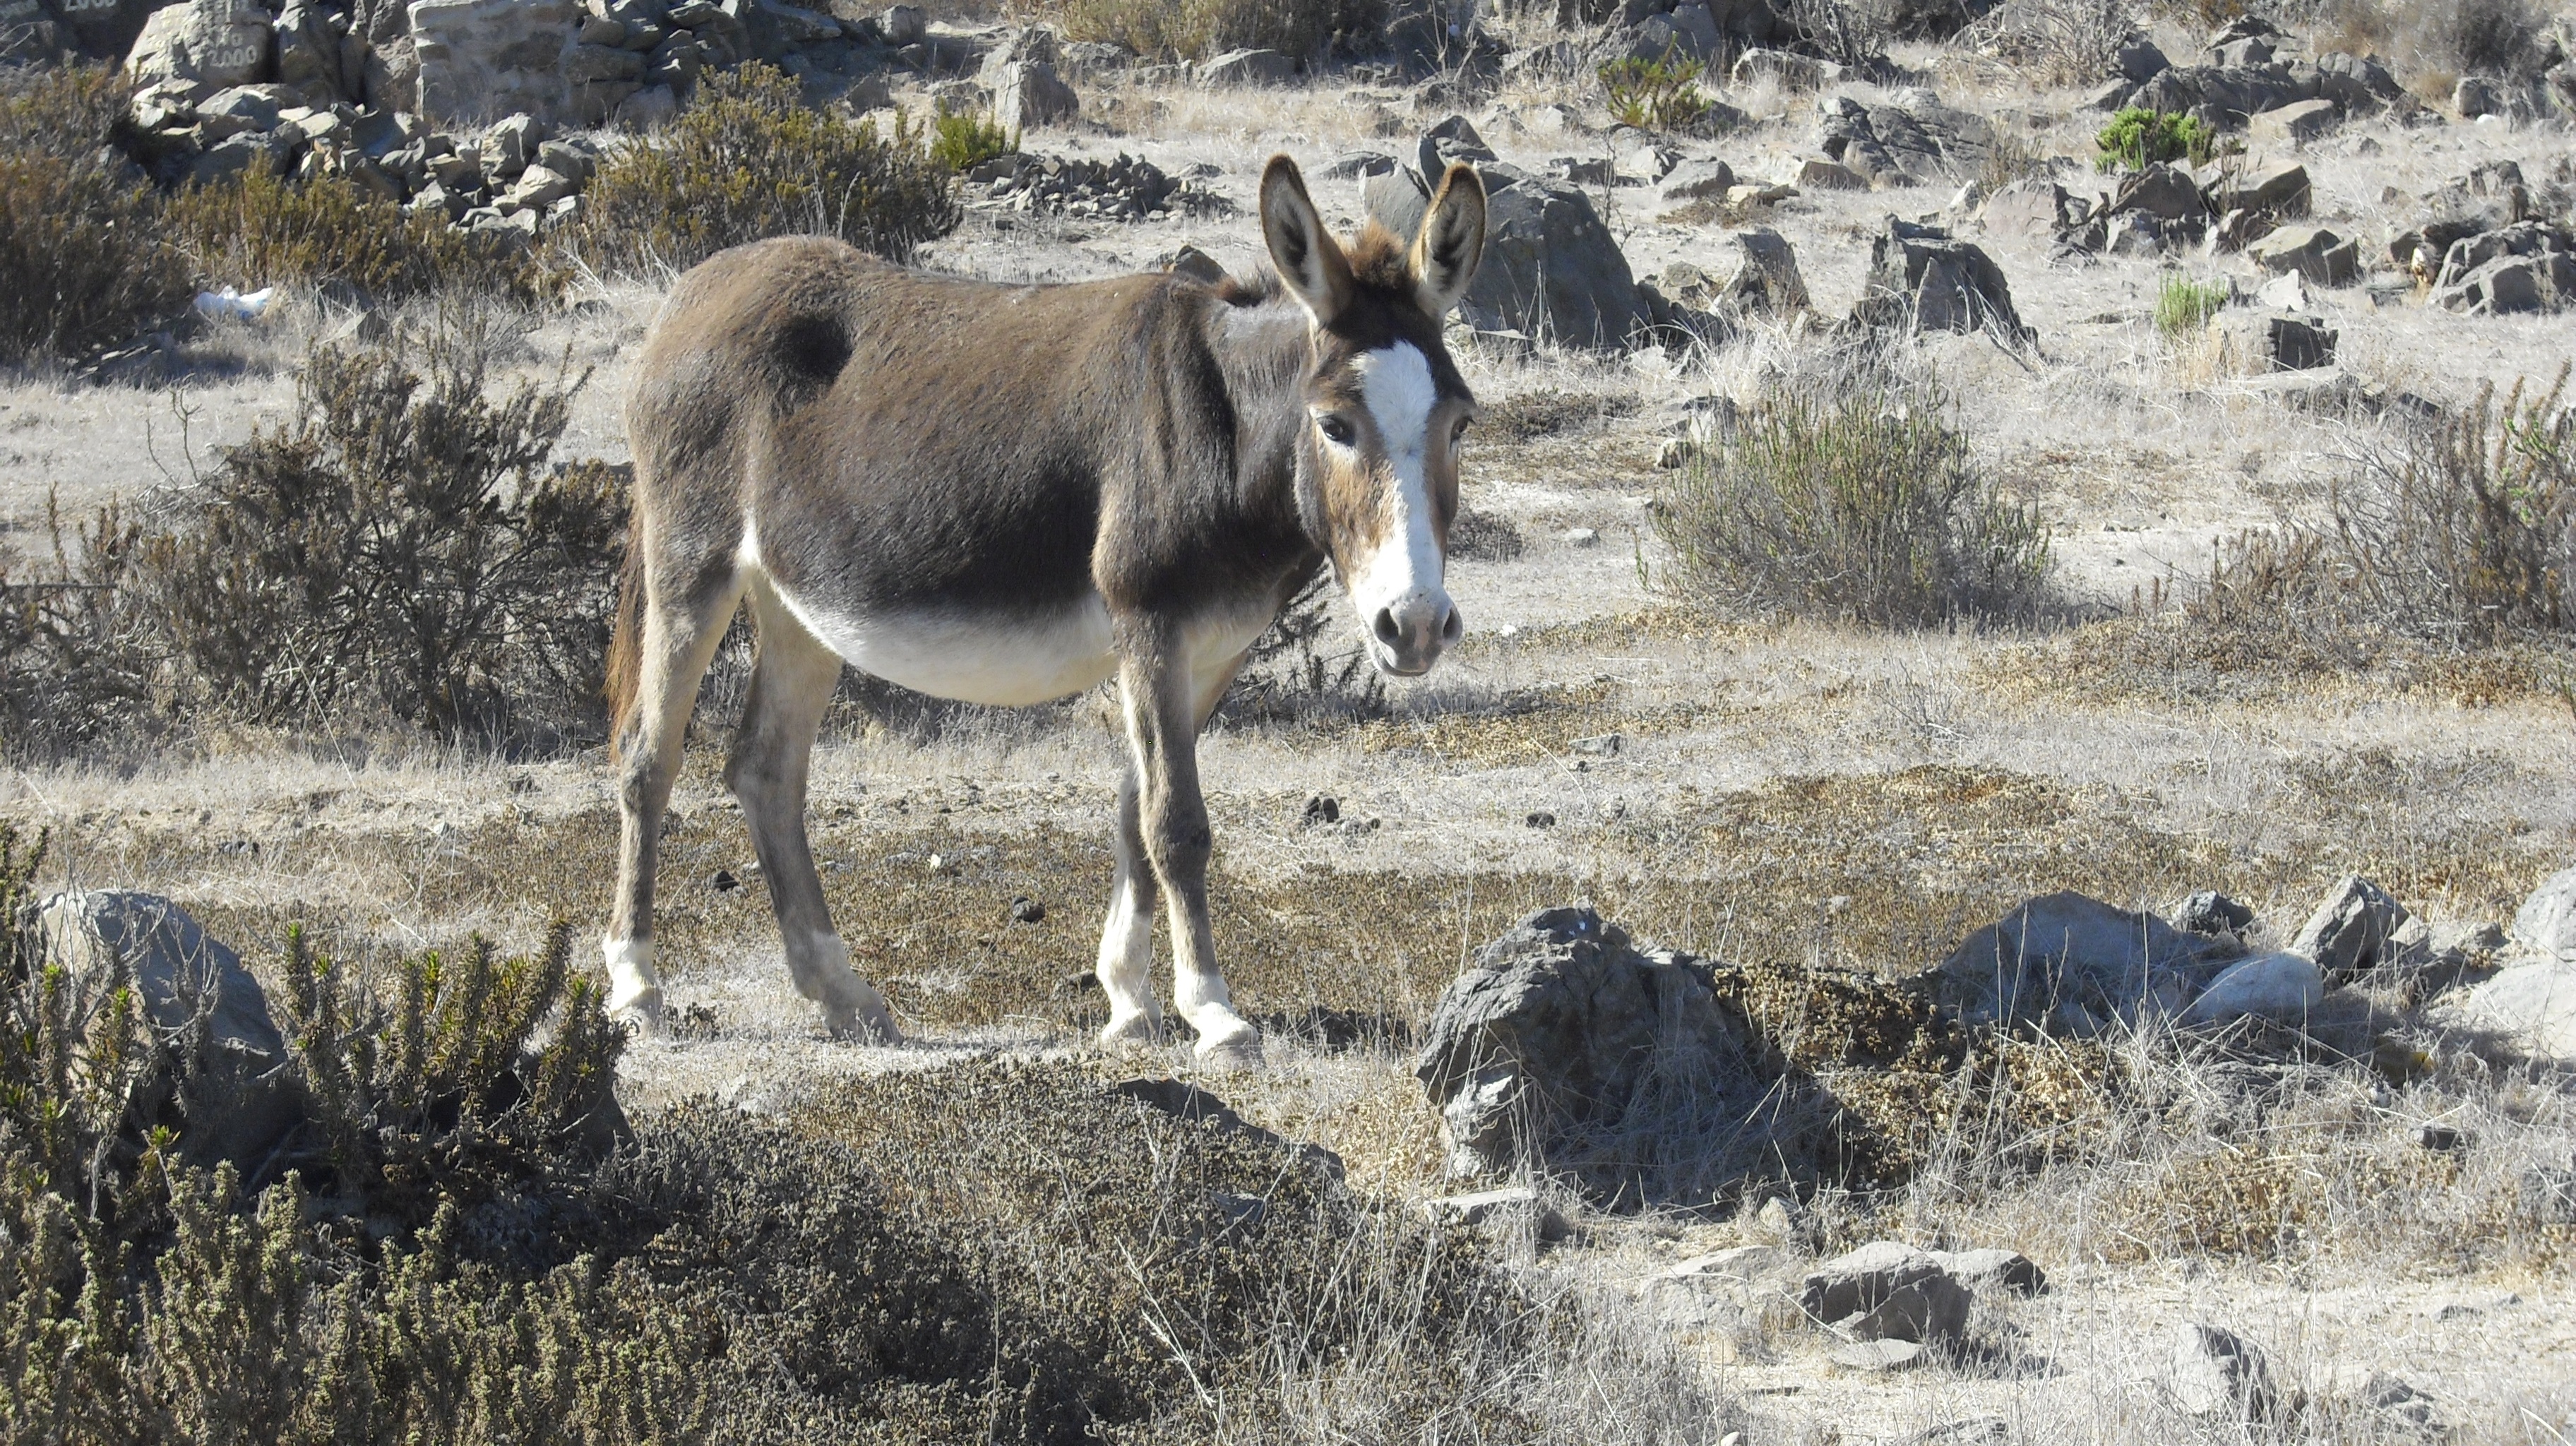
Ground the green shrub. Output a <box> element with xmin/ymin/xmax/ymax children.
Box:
<box><xmin>139</xmin><ymin>323</ymin><xmax>627</xmax><ymax>742</ymax></box>
<box><xmin>167</xmin><ymin>167</ymin><xmax>559</xmax><ymax>305</ymax></box>
<box><xmin>2154</xmin><ymin>273</ymin><xmax>2230</xmax><ymax>338</ymax></box>
<box><xmin>1051</xmin><ymin>0</ymin><xmax>1383</xmax><ymax>61</ymax></box>
<box><xmin>2094</xmin><ymin>106</ymin><xmax>2213</xmax><ymax>169</ymax></box>
<box><xmin>0</xmin><ymin>66</ymin><xmax>192</xmax><ymax>365</ymax></box>
<box><xmin>1598</xmin><ymin>54</ymin><xmax>1712</xmax><ymax>131</ymax></box>
<box><xmin>927</xmin><ymin>100</ymin><xmax>1017</xmax><ymax>171</ymax></box>
<box><xmin>1652</xmin><ymin>373</ymin><xmax>2055</xmax><ymax>626</ymax></box>
<box><xmin>578</xmin><ymin>63</ymin><xmax>958</xmax><ymax>276</ymax></box>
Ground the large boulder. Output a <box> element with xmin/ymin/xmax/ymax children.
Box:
<box><xmin>2517</xmin><ymin>862</ymin><xmax>2576</xmax><ymax>962</ymax></box>
<box><xmin>1366</xmin><ymin>153</ymin><xmax>1642</xmax><ymax>350</ymax></box>
<box><xmin>2178</xmin><ymin>952</ymin><xmax>2324</xmax><ymax>1025</ymax></box>
<box><xmin>33</xmin><ymin>891</ymin><xmax>302</xmax><ymax>1177</ymax></box>
<box><xmin>1854</xmin><ymin>217</ymin><xmax>2031</xmax><ymax>341</ymax></box>
<box><xmin>2286</xmin><ymin>875</ymin><xmax>2408</xmax><ymax>983</ymax></box>
<box><xmin>2129</xmin><ymin>63</ymin><xmax>2313</xmax><ymax>126</ymax></box>
<box><xmin>1818</xmin><ymin>92</ymin><xmax>1993</xmax><ymax>189</ymax></box>
<box><xmin>2211</xmin><ymin>309</ymin><xmax>2338</xmax><ymax>371</ymax></box>
<box><xmin>2435</xmin><ymin>221</ymin><xmax>2576</xmax><ymax>290</ymax></box>
<box><xmin>2463</xmin><ymin>960</ymin><xmax>2576</xmax><ymax>1061</ymax></box>
<box><xmin>410</xmin><ymin>0</ymin><xmax>578</xmax><ymax>124</ymax></box>
<box><xmin>1923</xmin><ymin>891</ymin><xmax>2244</xmax><ymax>1033</ymax></box>
<box><xmin>2247</xmin><ymin>223</ymin><xmax>2361</xmax><ymax>285</ymax></box>
<box><xmin>994</xmin><ymin>59</ymin><xmax>1078</xmax><ymax>128</ymax></box>
<box><xmin>2434</xmin><ymin>254</ymin><xmax>2576</xmax><ymax>315</ymax></box>
<box><xmin>127</xmin><ymin>0</ymin><xmax>275</xmax><ymax>88</ymax></box>
<box><xmin>1799</xmin><ymin>1243</ymin><xmax>1972</xmax><ymax>1343</ymax></box>
<box><xmin>1414</xmin><ymin>907</ymin><xmax>1777</xmax><ymax>1191</ymax></box>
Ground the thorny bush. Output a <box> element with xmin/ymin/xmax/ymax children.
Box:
<box><xmin>142</xmin><ymin>321</ymin><xmax>627</xmax><ymax>743</ymax></box>
<box><xmin>167</xmin><ymin>167</ymin><xmax>561</xmax><ymax>307</ymax></box>
<box><xmin>578</xmin><ymin>62</ymin><xmax>959</xmax><ymax>277</ymax></box>
<box><xmin>0</xmin><ymin>64</ymin><xmax>192</xmax><ymax>366</ymax></box>
<box><xmin>1652</xmin><ymin>368</ymin><xmax>2055</xmax><ymax>627</ymax></box>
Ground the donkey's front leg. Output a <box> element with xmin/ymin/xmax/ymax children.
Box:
<box><xmin>1115</xmin><ymin>628</ymin><xmax>1261</xmax><ymax>1068</ymax></box>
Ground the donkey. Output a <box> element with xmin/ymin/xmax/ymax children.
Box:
<box><xmin>601</xmin><ymin>155</ymin><xmax>1487</xmax><ymax>1066</ymax></box>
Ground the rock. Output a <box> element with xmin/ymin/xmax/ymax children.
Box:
<box><xmin>2129</xmin><ymin>64</ymin><xmax>2310</xmax><ymax>129</ymax></box>
<box><xmin>1199</xmin><ymin>46</ymin><xmax>1294</xmax><ymax>85</ymax></box>
<box><xmin>1658</xmin><ymin>157</ymin><xmax>1736</xmax><ymax>204</ymax></box>
<box><xmin>1056</xmin><ymin>39</ymin><xmax>1130</xmax><ymax>77</ymax></box>
<box><xmin>2287</xmin><ymin>875</ymin><xmax>2408</xmax><ymax>982</ymax></box>
<box><xmin>1423</xmin><ymin>1185</ymin><xmax>1566</xmax><ymax>1238</ymax></box>
<box><xmin>876</xmin><ymin>3</ymin><xmax>922</xmax><ymax>45</ymax></box>
<box><xmin>2108</xmin><ymin>162</ymin><xmax>2207</xmax><ymax>222</ymax></box>
<box><xmin>127</xmin><ymin>0</ymin><xmax>275</xmax><ymax>88</ymax></box>
<box><xmin>1832</xmin><ymin>1339</ymin><xmax>1931</xmax><ymax>1370</ymax></box>
<box><xmin>2179</xmin><ymin>951</ymin><xmax>2325</xmax><ymax>1025</ymax></box>
<box><xmin>994</xmin><ymin>59</ymin><xmax>1077</xmax><ymax>127</ymax></box>
<box><xmin>1797</xmin><ymin>156</ymin><xmax>1864</xmax><ymax>190</ymax></box>
<box><xmin>2315</xmin><ymin>52</ymin><xmax>2402</xmax><ymax>112</ymax></box>
<box><xmin>2249</xmin><ymin>96</ymin><xmax>2338</xmax><ymax>145</ymax></box>
<box><xmin>1976</xmin><ymin>177</ymin><xmax>2074</xmax><ymax>237</ymax></box>
<box><xmin>1111</xmin><ymin>1077</ymin><xmax>1346</xmax><ymax>1183</ymax></box>
<box><xmin>2433</xmin><ymin>255</ymin><xmax>2575</xmax><ymax>316</ymax></box>
<box><xmin>197</xmin><ymin>81</ymin><xmax>294</xmax><ymax>133</ymax></box>
<box><xmin>2176</xmin><ymin>891</ymin><xmax>2256</xmax><ymax>939</ymax></box>
<box><xmin>2435</xmin><ymin>222</ymin><xmax>2576</xmax><ymax>288</ymax></box>
<box><xmin>2361</xmin><ymin>1373</ymin><xmax>2447</xmax><ymax>1435</ymax></box>
<box><xmin>2170</xmin><ymin>1323</ymin><xmax>2281</xmax><ymax>1423</ymax></box>
<box><xmin>2212</xmin><ymin>310</ymin><xmax>2337</xmax><ymax>371</ymax></box>
<box><xmin>1716</xmin><ymin>227</ymin><xmax>1808</xmax><ymax>313</ymax></box>
<box><xmin>1799</xmin><ymin>1243</ymin><xmax>1974</xmax><ymax>1343</ymax></box>
<box><xmin>34</xmin><ymin>891</ymin><xmax>302</xmax><ymax>1176</ymax></box>
<box><xmin>1733</xmin><ymin>47</ymin><xmax>1825</xmax><ymax>90</ymax></box>
<box><xmin>1413</xmin><ymin>907</ymin><xmax>1771</xmax><ymax>1189</ymax></box>
<box><xmin>2081</xmin><ymin>78</ymin><xmax>2135</xmax><ymax>112</ymax></box>
<box><xmin>1856</xmin><ymin>217</ymin><xmax>2031</xmax><ymax>341</ymax></box>
<box><xmin>2210</xmin><ymin>160</ymin><xmax>2308</xmax><ymax>216</ymax></box>
<box><xmin>2516</xmin><ymin>864</ymin><xmax>2576</xmax><ymax>961</ymax></box>
<box><xmin>1614</xmin><ymin>138</ymin><xmax>1683</xmax><ymax>184</ymax></box>
<box><xmin>2247</xmin><ymin>223</ymin><xmax>2360</xmax><ymax>285</ymax></box>
<box><xmin>1659</xmin><ymin>1243</ymin><xmax>1791</xmax><ymax>1284</ymax></box>
<box><xmin>1323</xmin><ymin>149</ymin><xmax>1397</xmax><ymax>180</ymax></box>
<box><xmin>412</xmin><ymin>0</ymin><xmax>579</xmax><ymax>124</ymax></box>
<box><xmin>2116</xmin><ymin>33</ymin><xmax>2169</xmax><ymax>82</ymax></box>
<box><xmin>1366</xmin><ymin>155</ymin><xmax>1642</xmax><ymax>350</ymax></box>
<box><xmin>1818</xmin><ymin>92</ymin><xmax>1993</xmax><ymax>188</ymax></box>
<box><xmin>2463</xmin><ymin>960</ymin><xmax>2576</xmax><ymax>1061</ymax></box>
<box><xmin>1931</xmin><ymin>1248</ymin><xmax>2046</xmax><ymax>1296</ymax></box>
<box><xmin>2454</xmin><ymin>74</ymin><xmax>2502</xmax><ymax>119</ymax></box>
<box><xmin>1925</xmin><ymin>891</ymin><xmax>2243</xmax><ymax>1033</ymax></box>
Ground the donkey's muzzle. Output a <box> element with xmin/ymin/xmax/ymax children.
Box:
<box><xmin>1369</xmin><ymin>592</ymin><xmax>1462</xmax><ymax>676</ymax></box>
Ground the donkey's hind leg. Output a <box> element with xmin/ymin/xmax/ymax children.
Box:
<box><xmin>729</xmin><ymin>582</ymin><xmax>900</xmax><ymax>1042</ymax></box>
<box><xmin>1095</xmin><ymin>765</ymin><xmax>1164</xmax><ymax>1046</ymax></box>
<box><xmin>607</xmin><ymin>565</ymin><xmax>745</xmax><ymax>1032</ymax></box>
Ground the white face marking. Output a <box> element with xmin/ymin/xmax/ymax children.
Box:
<box><xmin>1340</xmin><ymin>342</ymin><xmax>1454</xmax><ymax>669</ymax></box>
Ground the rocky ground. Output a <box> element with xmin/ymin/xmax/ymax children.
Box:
<box><xmin>9</xmin><ymin>1</ymin><xmax>2576</xmax><ymax>1440</ymax></box>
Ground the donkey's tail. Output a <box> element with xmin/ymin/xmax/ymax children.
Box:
<box><xmin>604</xmin><ymin>515</ymin><xmax>645</xmax><ymax>759</ymax></box>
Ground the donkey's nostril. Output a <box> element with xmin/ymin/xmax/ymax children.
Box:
<box><xmin>1440</xmin><ymin>605</ymin><xmax>1463</xmax><ymax>644</ymax></box>
<box><xmin>1373</xmin><ymin>608</ymin><xmax>1402</xmax><ymax>644</ymax></box>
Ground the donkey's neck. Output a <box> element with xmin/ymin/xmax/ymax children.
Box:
<box><xmin>1208</xmin><ymin>294</ymin><xmax>1325</xmax><ymax>547</ymax></box>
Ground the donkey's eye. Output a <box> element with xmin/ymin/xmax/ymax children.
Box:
<box><xmin>1316</xmin><ymin>414</ymin><xmax>1356</xmax><ymax>446</ymax></box>
<box><xmin>1450</xmin><ymin>417</ymin><xmax>1471</xmax><ymax>446</ymax></box>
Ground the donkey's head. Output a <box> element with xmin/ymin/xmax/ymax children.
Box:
<box><xmin>1259</xmin><ymin>154</ymin><xmax>1487</xmax><ymax>678</ymax></box>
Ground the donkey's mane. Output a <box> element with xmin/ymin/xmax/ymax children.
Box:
<box><xmin>1209</xmin><ymin>222</ymin><xmax>1414</xmax><ymax>309</ymax></box>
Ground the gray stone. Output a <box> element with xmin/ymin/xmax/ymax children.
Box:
<box><xmin>1199</xmin><ymin>46</ymin><xmax>1294</xmax><ymax>85</ymax></box>
<box><xmin>2128</xmin><ymin>64</ymin><xmax>2310</xmax><ymax>128</ymax></box>
<box><xmin>1365</xmin><ymin>158</ymin><xmax>1644</xmax><ymax>349</ymax></box>
<box><xmin>2108</xmin><ymin>162</ymin><xmax>2207</xmax><ymax>221</ymax></box>
<box><xmin>1832</xmin><ymin>1339</ymin><xmax>1931</xmax><ymax>1370</ymax></box>
<box><xmin>2081</xmin><ymin>78</ymin><xmax>2134</xmax><ymax>112</ymax></box>
<box><xmin>2209</xmin><ymin>160</ymin><xmax>2308</xmax><ymax>215</ymax></box>
<box><xmin>1056</xmin><ymin>39</ymin><xmax>1130</xmax><ymax>77</ymax></box>
<box><xmin>1925</xmin><ymin>890</ymin><xmax>2243</xmax><ymax>1032</ymax></box>
<box><xmin>2116</xmin><ymin>33</ymin><xmax>2169</xmax><ymax>82</ymax></box>
<box><xmin>127</xmin><ymin>0</ymin><xmax>275</xmax><ymax>88</ymax></box>
<box><xmin>876</xmin><ymin>2</ymin><xmax>922</xmax><ymax>45</ymax></box>
<box><xmin>2433</xmin><ymin>256</ymin><xmax>2572</xmax><ymax>315</ymax></box>
<box><xmin>1413</xmin><ymin>907</ymin><xmax>1770</xmax><ymax>1190</ymax></box>
<box><xmin>2516</xmin><ymin>864</ymin><xmax>2576</xmax><ymax>962</ymax></box>
<box><xmin>198</xmin><ymin>81</ymin><xmax>295</xmax><ymax>132</ymax></box>
<box><xmin>1857</xmin><ymin>217</ymin><xmax>2031</xmax><ymax>341</ymax></box>
<box><xmin>2249</xmin><ymin>97</ymin><xmax>2339</xmax><ymax>145</ymax></box>
<box><xmin>1657</xmin><ymin>157</ymin><xmax>1736</xmax><ymax>204</ymax></box>
<box><xmin>2179</xmin><ymin>951</ymin><xmax>2325</xmax><ymax>1025</ymax></box>
<box><xmin>1717</xmin><ymin>227</ymin><xmax>1808</xmax><ymax>313</ymax></box>
<box><xmin>2175</xmin><ymin>890</ymin><xmax>2255</xmax><ymax>939</ymax></box>
<box><xmin>1931</xmin><ymin>1247</ymin><xmax>2046</xmax><ymax>1296</ymax></box>
<box><xmin>1422</xmin><ymin>1185</ymin><xmax>1566</xmax><ymax>1238</ymax></box>
<box><xmin>2314</xmin><ymin>52</ymin><xmax>2401</xmax><ymax>111</ymax></box>
<box><xmin>412</xmin><ymin>0</ymin><xmax>578</xmax><ymax>124</ymax></box>
<box><xmin>1977</xmin><ymin>177</ymin><xmax>2074</xmax><ymax>238</ymax></box>
<box><xmin>2435</xmin><ymin>222</ymin><xmax>2576</xmax><ymax>291</ymax></box>
<box><xmin>1799</xmin><ymin>1243</ymin><xmax>1973</xmax><ymax>1343</ymax></box>
<box><xmin>2212</xmin><ymin>310</ymin><xmax>2337</xmax><ymax>371</ymax></box>
<box><xmin>2454</xmin><ymin>74</ymin><xmax>2502</xmax><ymax>119</ymax></box>
<box><xmin>1799</xmin><ymin>155</ymin><xmax>1864</xmax><ymax>190</ymax></box>
<box><xmin>2248</xmin><ymin>223</ymin><xmax>2361</xmax><ymax>285</ymax></box>
<box><xmin>2170</xmin><ymin>1323</ymin><xmax>2282</xmax><ymax>1423</ymax></box>
<box><xmin>1733</xmin><ymin>47</ymin><xmax>1825</xmax><ymax>90</ymax></box>
<box><xmin>2466</xmin><ymin>961</ymin><xmax>2576</xmax><ymax>1060</ymax></box>
<box><xmin>1818</xmin><ymin>92</ymin><xmax>1993</xmax><ymax>188</ymax></box>
<box><xmin>994</xmin><ymin>59</ymin><xmax>1076</xmax><ymax>127</ymax></box>
<box><xmin>34</xmin><ymin>892</ymin><xmax>301</xmax><ymax>1176</ymax></box>
<box><xmin>2288</xmin><ymin>875</ymin><xmax>2410</xmax><ymax>983</ymax></box>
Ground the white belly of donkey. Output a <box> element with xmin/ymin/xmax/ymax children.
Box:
<box><xmin>773</xmin><ymin>588</ymin><xmax>1121</xmax><ymax>706</ymax></box>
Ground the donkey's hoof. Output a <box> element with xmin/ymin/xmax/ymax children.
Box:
<box><xmin>609</xmin><ymin>986</ymin><xmax>666</xmax><ymax>1038</ymax></box>
<box><xmin>825</xmin><ymin>1000</ymin><xmax>903</xmax><ymax>1045</ymax></box>
<box><xmin>1100</xmin><ymin>1010</ymin><xmax>1164</xmax><ymax>1048</ymax></box>
<box><xmin>1193</xmin><ymin>1024</ymin><xmax>1265</xmax><ymax>1071</ymax></box>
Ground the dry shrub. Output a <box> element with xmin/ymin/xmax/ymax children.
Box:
<box><xmin>1964</xmin><ymin>0</ymin><xmax>2130</xmax><ymax>86</ymax></box>
<box><xmin>578</xmin><ymin>63</ymin><xmax>958</xmax><ymax>277</ymax></box>
<box><xmin>0</xmin><ymin>498</ymin><xmax>163</xmax><ymax>755</ymax></box>
<box><xmin>1221</xmin><ymin>573</ymin><xmax>1391</xmax><ymax>726</ymax></box>
<box><xmin>0</xmin><ymin>64</ymin><xmax>191</xmax><ymax>365</ymax></box>
<box><xmin>167</xmin><ymin>167</ymin><xmax>559</xmax><ymax>306</ymax></box>
<box><xmin>1652</xmin><ymin>369</ymin><xmax>2055</xmax><ymax>628</ymax></box>
<box><xmin>2311</xmin><ymin>0</ymin><xmax>2549</xmax><ymax>82</ymax></box>
<box><xmin>1049</xmin><ymin>0</ymin><xmax>1382</xmax><ymax>61</ymax></box>
<box><xmin>141</xmin><ymin>321</ymin><xmax>624</xmax><ymax>743</ymax></box>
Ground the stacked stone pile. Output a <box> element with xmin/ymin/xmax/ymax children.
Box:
<box><xmin>963</xmin><ymin>151</ymin><xmax>1229</xmax><ymax>222</ymax></box>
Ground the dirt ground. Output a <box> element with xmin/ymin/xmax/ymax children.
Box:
<box><xmin>7</xmin><ymin>13</ymin><xmax>2576</xmax><ymax>1442</ymax></box>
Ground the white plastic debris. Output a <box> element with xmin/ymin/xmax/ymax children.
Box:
<box><xmin>193</xmin><ymin>286</ymin><xmax>275</xmax><ymax>321</ymax></box>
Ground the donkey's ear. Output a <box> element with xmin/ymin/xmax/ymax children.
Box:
<box><xmin>1259</xmin><ymin>155</ymin><xmax>1353</xmax><ymax>325</ymax></box>
<box><xmin>1410</xmin><ymin>162</ymin><xmax>1486</xmax><ymax>316</ymax></box>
